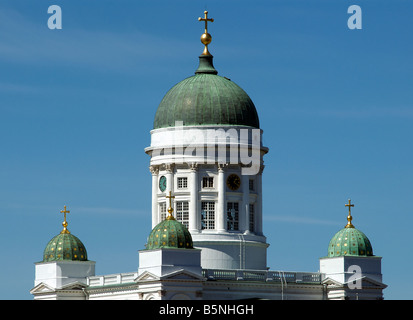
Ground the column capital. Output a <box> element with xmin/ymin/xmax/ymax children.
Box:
<box><xmin>164</xmin><ymin>163</ymin><xmax>175</xmax><ymax>173</ymax></box>
<box><xmin>149</xmin><ymin>165</ymin><xmax>159</xmax><ymax>175</ymax></box>
<box><xmin>189</xmin><ymin>162</ymin><xmax>199</xmax><ymax>172</ymax></box>
<box><xmin>217</xmin><ymin>163</ymin><xmax>228</xmax><ymax>173</ymax></box>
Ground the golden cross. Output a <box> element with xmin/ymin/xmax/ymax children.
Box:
<box><xmin>165</xmin><ymin>191</ymin><xmax>175</xmax><ymax>219</ymax></box>
<box><xmin>60</xmin><ymin>205</ymin><xmax>71</xmax><ymax>234</ymax></box>
<box><xmin>345</xmin><ymin>199</ymin><xmax>354</xmax><ymax>215</ymax></box>
<box><xmin>198</xmin><ymin>10</ymin><xmax>214</xmax><ymax>34</ymax></box>
<box><xmin>344</xmin><ymin>199</ymin><xmax>355</xmax><ymax>228</ymax></box>
<box><xmin>60</xmin><ymin>205</ymin><xmax>70</xmax><ymax>222</ymax></box>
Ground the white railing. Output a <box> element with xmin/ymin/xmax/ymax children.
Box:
<box><xmin>87</xmin><ymin>269</ymin><xmax>322</xmax><ymax>287</ymax></box>
<box><xmin>88</xmin><ymin>272</ymin><xmax>138</xmax><ymax>287</ymax></box>
<box><xmin>202</xmin><ymin>269</ymin><xmax>322</xmax><ymax>284</ymax></box>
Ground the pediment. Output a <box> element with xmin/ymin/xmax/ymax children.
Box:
<box><xmin>322</xmin><ymin>276</ymin><xmax>387</xmax><ymax>289</ymax></box>
<box><xmin>135</xmin><ymin>269</ymin><xmax>203</xmax><ymax>283</ymax></box>
<box><xmin>135</xmin><ymin>271</ymin><xmax>160</xmax><ymax>282</ymax></box>
<box><xmin>322</xmin><ymin>277</ymin><xmax>343</xmax><ymax>287</ymax></box>
<box><xmin>60</xmin><ymin>281</ymin><xmax>88</xmax><ymax>290</ymax></box>
<box><xmin>30</xmin><ymin>281</ymin><xmax>88</xmax><ymax>295</ymax></box>
<box><xmin>30</xmin><ymin>283</ymin><xmax>55</xmax><ymax>295</ymax></box>
<box><xmin>356</xmin><ymin>276</ymin><xmax>387</xmax><ymax>289</ymax></box>
<box><xmin>161</xmin><ymin>269</ymin><xmax>204</xmax><ymax>281</ymax></box>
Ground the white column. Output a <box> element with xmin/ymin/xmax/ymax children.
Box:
<box><xmin>217</xmin><ymin>164</ymin><xmax>226</xmax><ymax>232</ymax></box>
<box><xmin>256</xmin><ymin>165</ymin><xmax>264</xmax><ymax>235</ymax></box>
<box><xmin>149</xmin><ymin>165</ymin><xmax>159</xmax><ymax>229</ymax></box>
<box><xmin>165</xmin><ymin>163</ymin><xmax>174</xmax><ymax>194</ymax></box>
<box><xmin>164</xmin><ymin>164</ymin><xmax>174</xmax><ymax>218</ymax></box>
<box><xmin>189</xmin><ymin>163</ymin><xmax>199</xmax><ymax>232</ymax></box>
<box><xmin>241</xmin><ymin>173</ymin><xmax>249</xmax><ymax>233</ymax></box>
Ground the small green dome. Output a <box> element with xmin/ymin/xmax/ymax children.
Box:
<box><xmin>146</xmin><ymin>216</ymin><xmax>193</xmax><ymax>250</ymax></box>
<box><xmin>43</xmin><ymin>232</ymin><xmax>88</xmax><ymax>262</ymax></box>
<box><xmin>327</xmin><ymin>227</ymin><xmax>373</xmax><ymax>257</ymax></box>
<box><xmin>153</xmin><ymin>55</ymin><xmax>260</xmax><ymax>129</ymax></box>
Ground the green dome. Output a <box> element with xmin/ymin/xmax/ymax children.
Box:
<box><xmin>43</xmin><ymin>232</ymin><xmax>88</xmax><ymax>262</ymax></box>
<box><xmin>327</xmin><ymin>227</ymin><xmax>373</xmax><ymax>258</ymax></box>
<box><xmin>146</xmin><ymin>216</ymin><xmax>193</xmax><ymax>250</ymax></box>
<box><xmin>153</xmin><ymin>55</ymin><xmax>260</xmax><ymax>129</ymax></box>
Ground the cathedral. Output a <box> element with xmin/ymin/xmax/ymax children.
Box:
<box><xmin>30</xmin><ymin>11</ymin><xmax>386</xmax><ymax>300</ymax></box>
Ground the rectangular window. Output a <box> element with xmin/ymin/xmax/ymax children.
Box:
<box><xmin>201</xmin><ymin>202</ymin><xmax>215</xmax><ymax>230</ymax></box>
<box><xmin>159</xmin><ymin>202</ymin><xmax>167</xmax><ymax>221</ymax></box>
<box><xmin>249</xmin><ymin>179</ymin><xmax>254</xmax><ymax>191</ymax></box>
<box><xmin>176</xmin><ymin>201</ymin><xmax>189</xmax><ymax>228</ymax></box>
<box><xmin>249</xmin><ymin>204</ymin><xmax>255</xmax><ymax>232</ymax></box>
<box><xmin>177</xmin><ymin>177</ymin><xmax>188</xmax><ymax>189</ymax></box>
<box><xmin>202</xmin><ymin>177</ymin><xmax>214</xmax><ymax>188</ymax></box>
<box><xmin>227</xmin><ymin>202</ymin><xmax>239</xmax><ymax>231</ymax></box>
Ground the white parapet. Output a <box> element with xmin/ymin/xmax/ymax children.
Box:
<box><xmin>34</xmin><ymin>260</ymin><xmax>96</xmax><ymax>289</ymax></box>
<box><xmin>138</xmin><ymin>248</ymin><xmax>202</xmax><ymax>277</ymax></box>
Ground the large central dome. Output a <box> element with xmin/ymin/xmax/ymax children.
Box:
<box><xmin>153</xmin><ymin>55</ymin><xmax>260</xmax><ymax>129</ymax></box>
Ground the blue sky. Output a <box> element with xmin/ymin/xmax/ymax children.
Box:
<box><xmin>0</xmin><ymin>0</ymin><xmax>412</xmax><ymax>299</ymax></box>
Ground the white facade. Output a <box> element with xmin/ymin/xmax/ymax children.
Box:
<box><xmin>30</xmin><ymin>118</ymin><xmax>387</xmax><ymax>300</ymax></box>
<box><xmin>31</xmin><ymin>260</ymin><xmax>95</xmax><ymax>300</ymax></box>
<box><xmin>320</xmin><ymin>255</ymin><xmax>383</xmax><ymax>284</ymax></box>
<box><xmin>138</xmin><ymin>248</ymin><xmax>202</xmax><ymax>277</ymax></box>
<box><xmin>145</xmin><ymin>125</ymin><xmax>268</xmax><ymax>270</ymax></box>
<box><xmin>30</xmin><ymin>107</ymin><xmax>387</xmax><ymax>301</ymax></box>
<box><xmin>320</xmin><ymin>255</ymin><xmax>386</xmax><ymax>300</ymax></box>
<box><xmin>33</xmin><ymin>260</ymin><xmax>95</xmax><ymax>289</ymax></box>
<box><xmin>30</xmin><ymin>99</ymin><xmax>388</xmax><ymax>301</ymax></box>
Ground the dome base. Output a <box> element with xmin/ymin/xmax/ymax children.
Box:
<box><xmin>138</xmin><ymin>247</ymin><xmax>202</xmax><ymax>278</ymax></box>
<box><xmin>193</xmin><ymin>234</ymin><xmax>269</xmax><ymax>270</ymax></box>
<box><xmin>195</xmin><ymin>55</ymin><xmax>218</xmax><ymax>75</ymax></box>
<box><xmin>34</xmin><ymin>260</ymin><xmax>95</xmax><ymax>289</ymax></box>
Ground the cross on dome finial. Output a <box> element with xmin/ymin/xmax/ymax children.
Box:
<box><xmin>199</xmin><ymin>10</ymin><xmax>213</xmax><ymax>33</ymax></box>
<box><xmin>60</xmin><ymin>205</ymin><xmax>71</xmax><ymax>234</ymax></box>
<box><xmin>198</xmin><ymin>10</ymin><xmax>214</xmax><ymax>56</ymax></box>
<box><xmin>165</xmin><ymin>191</ymin><xmax>176</xmax><ymax>220</ymax></box>
<box><xmin>344</xmin><ymin>199</ymin><xmax>355</xmax><ymax>228</ymax></box>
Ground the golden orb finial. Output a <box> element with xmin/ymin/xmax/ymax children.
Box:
<box><xmin>198</xmin><ymin>10</ymin><xmax>214</xmax><ymax>55</ymax></box>
<box><xmin>344</xmin><ymin>199</ymin><xmax>355</xmax><ymax>228</ymax></box>
<box><xmin>60</xmin><ymin>205</ymin><xmax>71</xmax><ymax>234</ymax></box>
